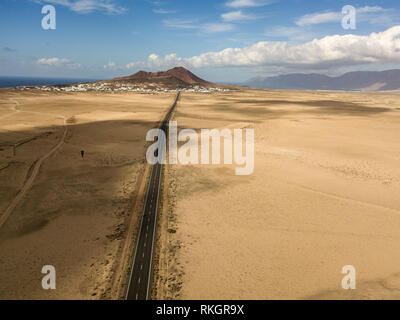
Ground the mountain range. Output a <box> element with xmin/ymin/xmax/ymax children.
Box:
<box><xmin>245</xmin><ymin>69</ymin><xmax>400</xmax><ymax>91</ymax></box>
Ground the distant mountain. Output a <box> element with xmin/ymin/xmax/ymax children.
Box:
<box><xmin>245</xmin><ymin>70</ymin><xmax>400</xmax><ymax>91</ymax></box>
<box><xmin>113</xmin><ymin>67</ymin><xmax>216</xmax><ymax>88</ymax></box>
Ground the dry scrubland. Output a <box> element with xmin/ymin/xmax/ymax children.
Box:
<box><xmin>156</xmin><ymin>89</ymin><xmax>400</xmax><ymax>300</ymax></box>
<box><xmin>0</xmin><ymin>90</ymin><xmax>174</xmax><ymax>299</ymax></box>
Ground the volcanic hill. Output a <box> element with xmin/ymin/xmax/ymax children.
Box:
<box><xmin>112</xmin><ymin>67</ymin><xmax>216</xmax><ymax>88</ymax></box>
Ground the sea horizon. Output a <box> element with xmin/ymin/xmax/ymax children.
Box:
<box><xmin>0</xmin><ymin>76</ymin><xmax>102</xmax><ymax>88</ymax></box>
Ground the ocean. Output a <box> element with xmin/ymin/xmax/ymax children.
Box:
<box><xmin>0</xmin><ymin>76</ymin><xmax>101</xmax><ymax>88</ymax></box>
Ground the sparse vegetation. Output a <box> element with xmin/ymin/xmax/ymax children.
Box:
<box><xmin>67</xmin><ymin>116</ymin><xmax>77</xmax><ymax>124</ymax></box>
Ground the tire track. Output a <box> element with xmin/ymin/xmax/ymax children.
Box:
<box><xmin>0</xmin><ymin>106</ymin><xmax>68</xmax><ymax>230</ymax></box>
<box><xmin>0</xmin><ymin>100</ymin><xmax>21</xmax><ymax>120</ymax></box>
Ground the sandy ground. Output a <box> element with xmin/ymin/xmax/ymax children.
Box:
<box><xmin>2</xmin><ymin>87</ymin><xmax>400</xmax><ymax>300</ymax></box>
<box><xmin>156</xmin><ymin>89</ymin><xmax>400</xmax><ymax>300</ymax></box>
<box><xmin>0</xmin><ymin>89</ymin><xmax>174</xmax><ymax>299</ymax></box>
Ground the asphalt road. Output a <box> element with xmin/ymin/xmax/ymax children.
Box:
<box><xmin>126</xmin><ymin>92</ymin><xmax>180</xmax><ymax>300</ymax></box>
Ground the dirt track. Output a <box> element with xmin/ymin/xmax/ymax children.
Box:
<box><xmin>0</xmin><ymin>101</ymin><xmax>68</xmax><ymax>229</ymax></box>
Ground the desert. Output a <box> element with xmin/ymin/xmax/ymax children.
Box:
<box><xmin>0</xmin><ymin>89</ymin><xmax>175</xmax><ymax>299</ymax></box>
<box><xmin>1</xmin><ymin>86</ymin><xmax>400</xmax><ymax>300</ymax></box>
<box><xmin>155</xmin><ymin>88</ymin><xmax>400</xmax><ymax>300</ymax></box>
<box><xmin>4</xmin><ymin>0</ymin><xmax>400</xmax><ymax>310</ymax></box>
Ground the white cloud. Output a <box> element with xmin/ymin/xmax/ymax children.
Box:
<box><xmin>126</xmin><ymin>26</ymin><xmax>400</xmax><ymax>73</ymax></box>
<box><xmin>36</xmin><ymin>0</ymin><xmax>126</xmax><ymax>14</ymax></box>
<box><xmin>37</xmin><ymin>57</ymin><xmax>70</xmax><ymax>66</ymax></box>
<box><xmin>221</xmin><ymin>10</ymin><xmax>256</xmax><ymax>22</ymax></box>
<box><xmin>104</xmin><ymin>61</ymin><xmax>116</xmax><ymax>69</ymax></box>
<box><xmin>296</xmin><ymin>6</ymin><xmax>396</xmax><ymax>27</ymax></box>
<box><xmin>163</xmin><ymin>19</ymin><xmax>198</xmax><ymax>29</ymax></box>
<box><xmin>37</xmin><ymin>57</ymin><xmax>81</xmax><ymax>68</ymax></box>
<box><xmin>357</xmin><ymin>6</ymin><xmax>386</xmax><ymax>14</ymax></box>
<box><xmin>225</xmin><ymin>0</ymin><xmax>273</xmax><ymax>8</ymax></box>
<box><xmin>153</xmin><ymin>8</ymin><xmax>176</xmax><ymax>14</ymax></box>
<box><xmin>163</xmin><ymin>19</ymin><xmax>233</xmax><ymax>33</ymax></box>
<box><xmin>202</xmin><ymin>23</ymin><xmax>234</xmax><ymax>33</ymax></box>
<box><xmin>126</xmin><ymin>61</ymin><xmax>143</xmax><ymax>69</ymax></box>
<box><xmin>147</xmin><ymin>0</ymin><xmax>165</xmax><ymax>6</ymax></box>
<box><xmin>296</xmin><ymin>12</ymin><xmax>341</xmax><ymax>27</ymax></box>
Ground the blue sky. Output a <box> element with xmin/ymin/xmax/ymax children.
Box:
<box><xmin>1</xmin><ymin>0</ymin><xmax>400</xmax><ymax>82</ymax></box>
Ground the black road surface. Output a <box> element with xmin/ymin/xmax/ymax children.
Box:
<box><xmin>126</xmin><ymin>92</ymin><xmax>180</xmax><ymax>300</ymax></box>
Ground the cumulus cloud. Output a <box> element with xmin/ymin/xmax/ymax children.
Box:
<box><xmin>104</xmin><ymin>61</ymin><xmax>116</xmax><ymax>69</ymax></box>
<box><xmin>37</xmin><ymin>57</ymin><xmax>81</xmax><ymax>68</ymax></box>
<box><xmin>126</xmin><ymin>26</ymin><xmax>400</xmax><ymax>72</ymax></box>
<box><xmin>34</xmin><ymin>0</ymin><xmax>126</xmax><ymax>14</ymax></box>
<box><xmin>37</xmin><ymin>57</ymin><xmax>69</xmax><ymax>66</ymax></box>
<box><xmin>126</xmin><ymin>61</ymin><xmax>143</xmax><ymax>69</ymax></box>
